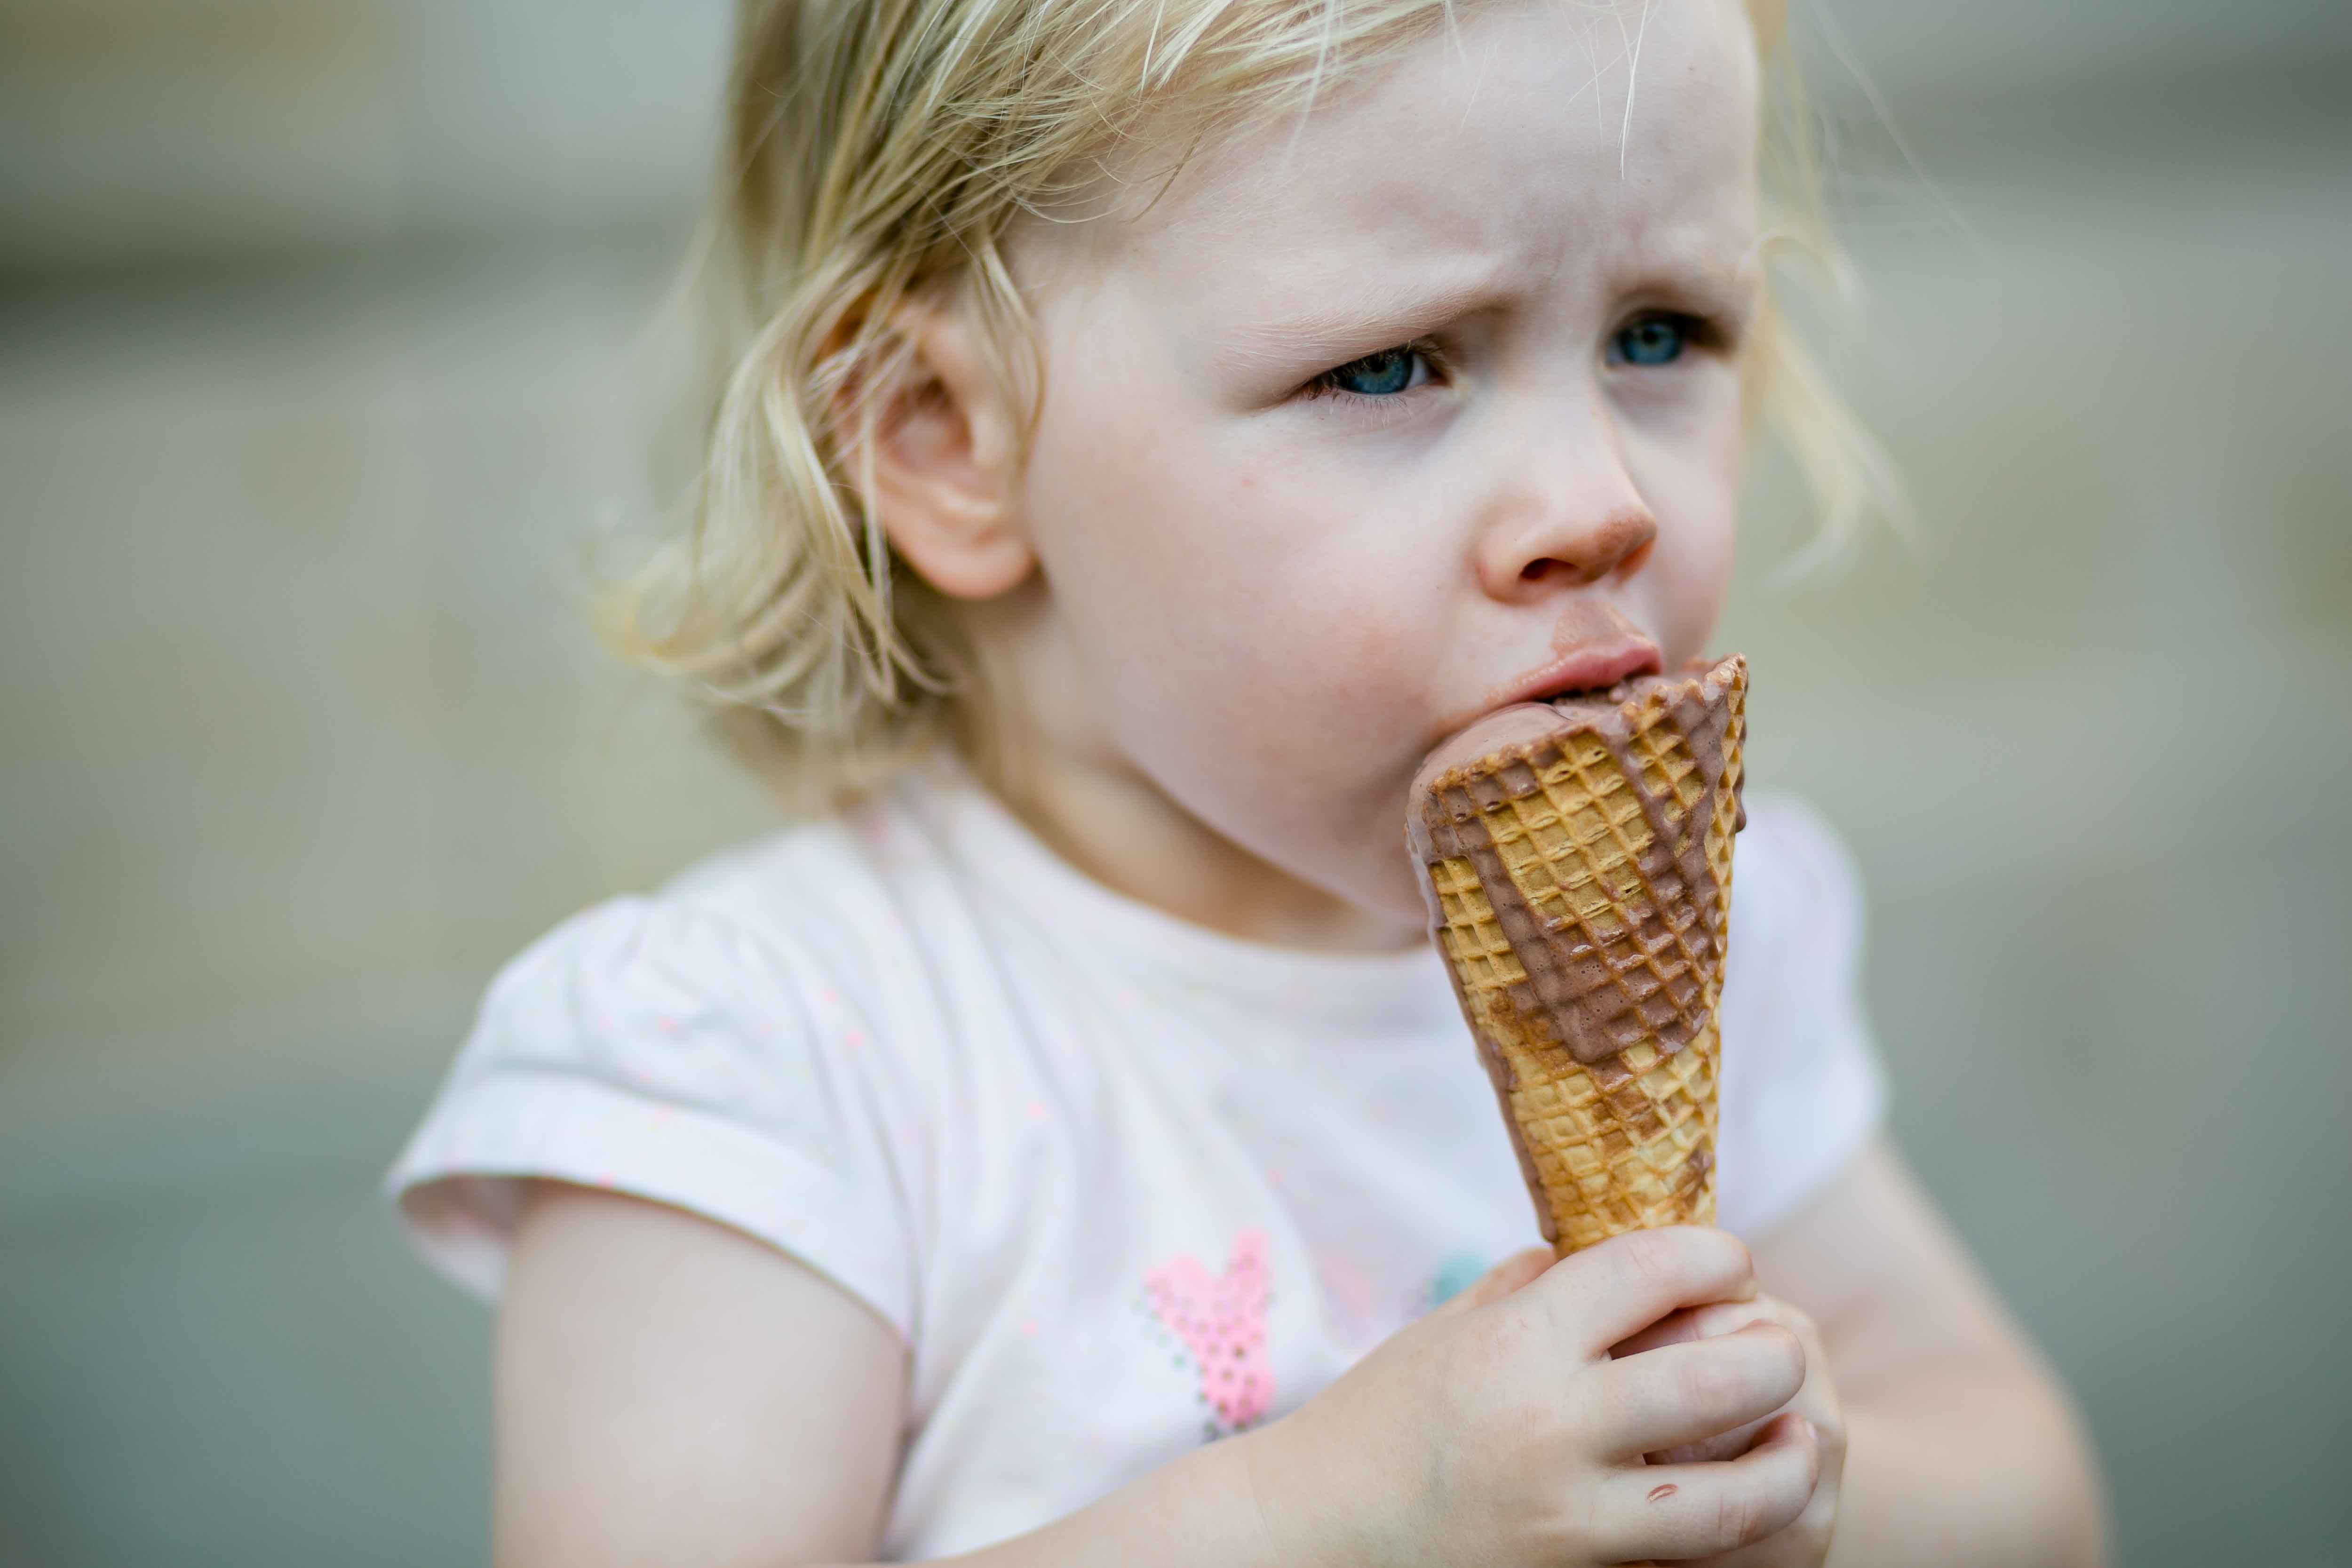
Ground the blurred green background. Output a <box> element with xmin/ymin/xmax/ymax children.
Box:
<box><xmin>2</xmin><ymin>1</ymin><xmax>2348</xmax><ymax>1564</ymax></box>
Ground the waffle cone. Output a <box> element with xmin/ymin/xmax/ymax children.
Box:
<box><xmin>1411</xmin><ymin>654</ymin><xmax>1747</xmax><ymax>1257</ymax></box>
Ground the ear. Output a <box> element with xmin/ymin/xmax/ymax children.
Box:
<box><xmin>852</xmin><ymin>305</ymin><xmax>1033</xmax><ymax>601</ymax></box>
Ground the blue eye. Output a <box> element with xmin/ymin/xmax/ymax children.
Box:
<box><xmin>1318</xmin><ymin>345</ymin><xmax>1427</xmax><ymax>397</ymax></box>
<box><xmin>1612</xmin><ymin>316</ymin><xmax>1689</xmax><ymax>367</ymax></box>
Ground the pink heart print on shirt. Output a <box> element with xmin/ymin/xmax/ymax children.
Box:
<box><xmin>1142</xmin><ymin>1226</ymin><xmax>1274</xmax><ymax>1433</ymax></box>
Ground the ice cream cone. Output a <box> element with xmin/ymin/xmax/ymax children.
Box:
<box><xmin>1409</xmin><ymin>654</ymin><xmax>1747</xmax><ymax>1257</ymax></box>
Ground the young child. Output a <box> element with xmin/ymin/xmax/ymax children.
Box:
<box><xmin>387</xmin><ymin>0</ymin><xmax>2106</xmax><ymax>1562</ymax></box>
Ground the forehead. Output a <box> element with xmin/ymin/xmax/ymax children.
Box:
<box><xmin>1032</xmin><ymin>0</ymin><xmax>1760</xmax><ymax>309</ymax></box>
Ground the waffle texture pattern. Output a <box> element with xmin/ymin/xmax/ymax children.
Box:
<box><xmin>1423</xmin><ymin>659</ymin><xmax>1747</xmax><ymax>1254</ymax></box>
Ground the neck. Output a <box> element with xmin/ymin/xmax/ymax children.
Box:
<box><xmin>956</xmin><ymin>590</ymin><xmax>1422</xmax><ymax>954</ymax></box>
<box><xmin>974</xmin><ymin>741</ymin><xmax>1422</xmax><ymax>953</ymax></box>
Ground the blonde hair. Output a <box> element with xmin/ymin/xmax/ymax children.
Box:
<box><xmin>600</xmin><ymin>0</ymin><xmax>1898</xmax><ymax>811</ymax></box>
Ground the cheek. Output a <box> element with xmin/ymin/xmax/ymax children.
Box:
<box><xmin>1143</xmin><ymin>525</ymin><xmax>1437</xmax><ymax>763</ymax></box>
<box><xmin>1024</xmin><ymin>404</ymin><xmax>1431</xmax><ymax>742</ymax></box>
<box><xmin>1019</xmin><ymin>387</ymin><xmax>1447</xmax><ymax>908</ymax></box>
<box><xmin>1655</xmin><ymin>506</ymin><xmax>1737</xmax><ymax>661</ymax></box>
<box><xmin>1188</xmin><ymin>454</ymin><xmax>1462</xmax><ymax>729</ymax></box>
<box><xmin>1631</xmin><ymin>394</ymin><xmax>1743</xmax><ymax>663</ymax></box>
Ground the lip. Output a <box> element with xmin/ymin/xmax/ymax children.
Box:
<box><xmin>1481</xmin><ymin>635</ymin><xmax>1664</xmax><ymax>714</ymax></box>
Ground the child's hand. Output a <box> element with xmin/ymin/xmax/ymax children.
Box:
<box><xmin>1241</xmin><ymin>1228</ymin><xmax>1822</xmax><ymax>1568</ymax></box>
<box><xmin>1613</xmin><ymin>1293</ymin><xmax>1846</xmax><ymax>1567</ymax></box>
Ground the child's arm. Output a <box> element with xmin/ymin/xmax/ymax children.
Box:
<box><xmin>1761</xmin><ymin>1141</ymin><xmax>2109</xmax><ymax>1568</ymax></box>
<box><xmin>496</xmin><ymin>1181</ymin><xmax>1821</xmax><ymax>1568</ymax></box>
<box><xmin>494</xmin><ymin>1181</ymin><xmax>911</xmax><ymax>1565</ymax></box>
<box><xmin>494</xmin><ymin>1182</ymin><xmax>1303</xmax><ymax>1568</ymax></box>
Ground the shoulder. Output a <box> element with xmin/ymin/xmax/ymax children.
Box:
<box><xmin>494</xmin><ymin>766</ymin><xmax>976</xmax><ymax>1030</ymax></box>
<box><xmin>1713</xmin><ymin>792</ymin><xmax>1889</xmax><ymax>1238</ymax></box>
<box><xmin>1723</xmin><ymin>791</ymin><xmax>1871</xmax><ymax>1000</ymax></box>
<box><xmin>476</xmin><ymin>830</ymin><xmax>855</xmax><ymax>1043</ymax></box>
<box><xmin>387</xmin><ymin>775</ymin><xmax>984</xmax><ymax>1326</ymax></box>
<box><xmin>1730</xmin><ymin>794</ymin><xmax>1867</xmax><ymax>935</ymax></box>
<box><xmin>1718</xmin><ymin>790</ymin><xmax>1875</xmax><ymax>1046</ymax></box>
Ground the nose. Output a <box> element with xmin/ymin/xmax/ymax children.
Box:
<box><xmin>1473</xmin><ymin>440</ymin><xmax>1658</xmax><ymax>599</ymax></box>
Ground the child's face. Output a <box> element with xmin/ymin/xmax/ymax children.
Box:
<box><xmin>1000</xmin><ymin>0</ymin><xmax>1760</xmax><ymax>931</ymax></box>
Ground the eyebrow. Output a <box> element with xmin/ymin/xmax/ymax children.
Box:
<box><xmin>1621</xmin><ymin>239</ymin><xmax>1765</xmax><ymax>319</ymax></box>
<box><xmin>1219</xmin><ymin>265</ymin><xmax>1511</xmax><ymax>371</ymax></box>
<box><xmin>1216</xmin><ymin>243</ymin><xmax>1760</xmax><ymax>374</ymax></box>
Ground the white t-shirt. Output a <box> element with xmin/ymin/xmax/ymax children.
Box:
<box><xmin>386</xmin><ymin>756</ymin><xmax>1885</xmax><ymax>1561</ymax></box>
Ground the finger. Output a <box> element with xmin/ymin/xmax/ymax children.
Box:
<box><xmin>1429</xmin><ymin>1246</ymin><xmax>1554</xmax><ymax>1320</ymax></box>
<box><xmin>1646</xmin><ymin>1423</ymin><xmax>1839</xmax><ymax>1568</ymax></box>
<box><xmin>1534</xmin><ymin>1227</ymin><xmax>1757</xmax><ymax>1355</ymax></box>
<box><xmin>1614</xmin><ymin>1297</ymin><xmax>1826</xmax><ymax>1465</ymax></box>
<box><xmin>1591</xmin><ymin>1412</ymin><xmax>1820</xmax><ymax>1563</ymax></box>
<box><xmin>1613</xmin><ymin>1296</ymin><xmax>1780</xmax><ymax>1359</ymax></box>
<box><xmin>1650</xmin><ymin>1419</ymin><xmax>1766</xmax><ymax>1467</ymax></box>
<box><xmin>1612</xmin><ymin>1303</ymin><xmax>1708</xmax><ymax>1359</ymax></box>
<box><xmin>1648</xmin><ymin>1308</ymin><xmax>1835</xmax><ymax>1467</ymax></box>
<box><xmin>1670</xmin><ymin>1497</ymin><xmax>1836</xmax><ymax>1568</ymax></box>
<box><xmin>1581</xmin><ymin>1322</ymin><xmax>1806</xmax><ymax>1459</ymax></box>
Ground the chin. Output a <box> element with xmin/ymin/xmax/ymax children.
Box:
<box><xmin>1337</xmin><ymin>853</ymin><xmax>1437</xmax><ymax>938</ymax></box>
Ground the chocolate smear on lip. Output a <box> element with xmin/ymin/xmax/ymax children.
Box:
<box><xmin>1410</xmin><ymin>654</ymin><xmax>1744</xmax><ymax>1069</ymax></box>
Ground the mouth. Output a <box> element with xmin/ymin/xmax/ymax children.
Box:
<box><xmin>1485</xmin><ymin>636</ymin><xmax>1664</xmax><ymax>711</ymax></box>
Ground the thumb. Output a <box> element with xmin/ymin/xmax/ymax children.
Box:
<box><xmin>1430</xmin><ymin>1245</ymin><xmax>1555</xmax><ymax>1319</ymax></box>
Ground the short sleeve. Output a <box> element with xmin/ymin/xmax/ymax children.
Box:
<box><xmin>383</xmin><ymin>897</ymin><xmax>918</xmax><ymax>1341</ymax></box>
<box><xmin>1713</xmin><ymin>796</ymin><xmax>1891</xmax><ymax>1242</ymax></box>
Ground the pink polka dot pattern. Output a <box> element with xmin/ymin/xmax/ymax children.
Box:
<box><xmin>1143</xmin><ymin>1226</ymin><xmax>1275</xmax><ymax>1432</ymax></box>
